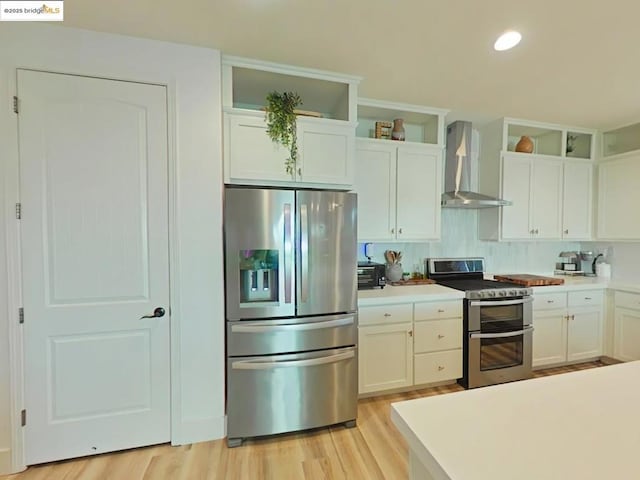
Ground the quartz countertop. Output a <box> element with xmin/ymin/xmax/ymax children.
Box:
<box><xmin>358</xmin><ymin>284</ymin><xmax>464</xmax><ymax>306</ymax></box>
<box><xmin>391</xmin><ymin>361</ymin><xmax>640</xmax><ymax>480</ymax></box>
<box><xmin>357</xmin><ymin>274</ymin><xmax>640</xmax><ymax>307</ymax></box>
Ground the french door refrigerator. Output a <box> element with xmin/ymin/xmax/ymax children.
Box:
<box><xmin>224</xmin><ymin>187</ymin><xmax>358</xmax><ymax>447</ymax></box>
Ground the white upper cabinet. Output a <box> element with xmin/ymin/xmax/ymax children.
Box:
<box><xmin>597</xmin><ymin>120</ymin><xmax>640</xmax><ymax>240</ymax></box>
<box><xmin>562</xmin><ymin>160</ymin><xmax>593</xmax><ymax>240</ymax></box>
<box><xmin>221</xmin><ymin>55</ymin><xmax>361</xmax><ymax>188</ymax></box>
<box><xmin>478</xmin><ymin>118</ymin><xmax>596</xmax><ymax>241</ymax></box>
<box><xmin>597</xmin><ymin>151</ymin><xmax>640</xmax><ymax>240</ymax></box>
<box><xmin>352</xmin><ymin>99</ymin><xmax>447</xmax><ymax>242</ymax></box>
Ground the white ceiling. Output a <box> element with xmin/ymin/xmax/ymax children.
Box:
<box><xmin>61</xmin><ymin>0</ymin><xmax>640</xmax><ymax>130</ymax></box>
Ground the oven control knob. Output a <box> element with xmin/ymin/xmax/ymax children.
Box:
<box><xmin>510</xmin><ymin>290</ymin><xmax>517</xmax><ymax>296</ymax></box>
<box><xmin>499</xmin><ymin>291</ymin><xmax>506</xmax><ymax>297</ymax></box>
<box><xmin>488</xmin><ymin>291</ymin><xmax>496</xmax><ymax>297</ymax></box>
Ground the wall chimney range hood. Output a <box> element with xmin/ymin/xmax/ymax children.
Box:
<box><xmin>441</xmin><ymin>121</ymin><xmax>512</xmax><ymax>209</ymax></box>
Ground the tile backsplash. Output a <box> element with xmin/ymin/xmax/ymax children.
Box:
<box><xmin>358</xmin><ymin>209</ymin><xmax>581</xmax><ymax>276</ymax></box>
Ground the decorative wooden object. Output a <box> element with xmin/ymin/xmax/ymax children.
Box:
<box><xmin>375</xmin><ymin>121</ymin><xmax>392</xmax><ymax>139</ymax></box>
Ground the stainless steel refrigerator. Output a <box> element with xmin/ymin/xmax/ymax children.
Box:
<box><xmin>223</xmin><ymin>187</ymin><xmax>358</xmax><ymax>447</ymax></box>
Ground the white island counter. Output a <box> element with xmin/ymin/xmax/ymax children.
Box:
<box><xmin>391</xmin><ymin>361</ymin><xmax>640</xmax><ymax>480</ymax></box>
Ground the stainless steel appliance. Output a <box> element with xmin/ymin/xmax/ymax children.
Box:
<box><xmin>555</xmin><ymin>250</ymin><xmax>581</xmax><ymax>275</ymax></box>
<box><xmin>224</xmin><ymin>187</ymin><xmax>358</xmax><ymax>447</ymax></box>
<box><xmin>441</xmin><ymin>121</ymin><xmax>512</xmax><ymax>208</ymax></box>
<box><xmin>357</xmin><ymin>261</ymin><xmax>386</xmax><ymax>289</ymax></box>
<box><xmin>426</xmin><ymin>257</ymin><xmax>533</xmax><ymax>389</ymax></box>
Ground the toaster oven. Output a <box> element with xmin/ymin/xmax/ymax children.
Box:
<box><xmin>357</xmin><ymin>261</ymin><xmax>386</xmax><ymax>290</ymax></box>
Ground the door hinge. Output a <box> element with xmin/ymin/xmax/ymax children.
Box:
<box><xmin>21</xmin><ymin>409</ymin><xmax>26</xmax><ymax>427</ymax></box>
<box><xmin>19</xmin><ymin>308</ymin><xmax>24</xmax><ymax>324</ymax></box>
<box><xmin>13</xmin><ymin>96</ymin><xmax>18</xmax><ymax>114</ymax></box>
<box><xmin>15</xmin><ymin>203</ymin><xmax>21</xmax><ymax>219</ymax></box>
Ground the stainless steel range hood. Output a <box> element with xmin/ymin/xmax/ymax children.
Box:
<box><xmin>442</xmin><ymin>121</ymin><xmax>512</xmax><ymax>209</ymax></box>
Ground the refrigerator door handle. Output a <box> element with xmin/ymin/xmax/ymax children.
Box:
<box><xmin>300</xmin><ymin>203</ymin><xmax>309</xmax><ymax>303</ymax></box>
<box><xmin>231</xmin><ymin>350</ymin><xmax>355</xmax><ymax>370</ymax></box>
<box><xmin>284</xmin><ymin>203</ymin><xmax>293</xmax><ymax>304</ymax></box>
<box><xmin>230</xmin><ymin>316</ymin><xmax>355</xmax><ymax>333</ymax></box>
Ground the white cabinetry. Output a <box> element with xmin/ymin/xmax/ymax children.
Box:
<box><xmin>501</xmin><ymin>154</ymin><xmax>563</xmax><ymax>239</ymax></box>
<box><xmin>532</xmin><ymin>290</ymin><xmax>603</xmax><ymax>368</ymax></box>
<box><xmin>358</xmin><ymin>297</ymin><xmax>462</xmax><ymax>395</ymax></box>
<box><xmin>354</xmin><ymin>140</ymin><xmax>442</xmax><ymax>241</ymax></box>
<box><xmin>353</xmin><ymin>98</ymin><xmax>447</xmax><ymax>242</ymax></box>
<box><xmin>358</xmin><ymin>304</ymin><xmax>413</xmax><ymax>394</ymax></box>
<box><xmin>479</xmin><ymin>118</ymin><xmax>595</xmax><ymax>241</ymax></box>
<box><xmin>221</xmin><ymin>55</ymin><xmax>361</xmax><ymax>188</ymax></box>
<box><xmin>562</xmin><ymin>160</ymin><xmax>593</xmax><ymax>240</ymax></box>
<box><xmin>614</xmin><ymin>291</ymin><xmax>640</xmax><ymax>361</ymax></box>
<box><xmin>597</xmin><ymin>152</ymin><xmax>640</xmax><ymax>240</ymax></box>
<box><xmin>413</xmin><ymin>300</ymin><xmax>462</xmax><ymax>384</ymax></box>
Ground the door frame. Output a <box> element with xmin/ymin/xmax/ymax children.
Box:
<box><xmin>1</xmin><ymin>24</ymin><xmax>225</xmax><ymax>474</ymax></box>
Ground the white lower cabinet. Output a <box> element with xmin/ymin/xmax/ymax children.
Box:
<box><xmin>614</xmin><ymin>291</ymin><xmax>640</xmax><ymax>361</ymax></box>
<box><xmin>358</xmin><ymin>304</ymin><xmax>413</xmax><ymax>394</ymax></box>
<box><xmin>358</xmin><ymin>299</ymin><xmax>462</xmax><ymax>395</ymax></box>
<box><xmin>532</xmin><ymin>290</ymin><xmax>603</xmax><ymax>368</ymax></box>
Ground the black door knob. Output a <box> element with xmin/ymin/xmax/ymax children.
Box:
<box><xmin>140</xmin><ymin>307</ymin><xmax>166</xmax><ymax>319</ymax></box>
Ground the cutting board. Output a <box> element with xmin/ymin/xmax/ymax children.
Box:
<box><xmin>493</xmin><ymin>274</ymin><xmax>564</xmax><ymax>286</ymax></box>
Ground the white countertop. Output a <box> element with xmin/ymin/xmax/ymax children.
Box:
<box><xmin>391</xmin><ymin>361</ymin><xmax>640</xmax><ymax>480</ymax></box>
<box><xmin>357</xmin><ymin>284</ymin><xmax>464</xmax><ymax>306</ymax></box>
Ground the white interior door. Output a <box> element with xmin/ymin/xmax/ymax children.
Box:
<box><xmin>18</xmin><ymin>69</ymin><xmax>171</xmax><ymax>465</ymax></box>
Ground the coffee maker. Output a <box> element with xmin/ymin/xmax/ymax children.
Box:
<box><xmin>555</xmin><ymin>251</ymin><xmax>580</xmax><ymax>274</ymax></box>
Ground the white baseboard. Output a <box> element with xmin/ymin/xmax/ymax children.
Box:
<box><xmin>172</xmin><ymin>415</ymin><xmax>225</xmax><ymax>446</ymax></box>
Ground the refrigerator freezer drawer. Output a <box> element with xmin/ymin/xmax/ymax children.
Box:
<box><xmin>227</xmin><ymin>313</ymin><xmax>357</xmax><ymax>356</ymax></box>
<box><xmin>226</xmin><ymin>347</ymin><xmax>357</xmax><ymax>441</ymax></box>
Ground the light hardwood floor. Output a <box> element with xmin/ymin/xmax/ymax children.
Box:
<box><xmin>5</xmin><ymin>361</ymin><xmax>607</xmax><ymax>480</ymax></box>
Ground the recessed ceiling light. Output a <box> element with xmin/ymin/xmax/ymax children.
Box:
<box><xmin>494</xmin><ymin>30</ymin><xmax>522</xmax><ymax>51</ymax></box>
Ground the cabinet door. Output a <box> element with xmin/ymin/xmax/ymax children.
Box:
<box><xmin>501</xmin><ymin>155</ymin><xmax>533</xmax><ymax>239</ymax></box>
<box><xmin>597</xmin><ymin>154</ymin><xmax>640</xmax><ymax>239</ymax></box>
<box><xmin>531</xmin><ymin>158</ymin><xmax>563</xmax><ymax>239</ymax></box>
<box><xmin>562</xmin><ymin>161</ymin><xmax>593</xmax><ymax>240</ymax></box>
<box><xmin>614</xmin><ymin>308</ymin><xmax>640</xmax><ymax>361</ymax></box>
<box><xmin>567</xmin><ymin>308</ymin><xmax>602</xmax><ymax>361</ymax></box>
<box><xmin>353</xmin><ymin>140</ymin><xmax>397</xmax><ymax>241</ymax></box>
<box><xmin>396</xmin><ymin>146</ymin><xmax>442</xmax><ymax>240</ymax></box>
<box><xmin>532</xmin><ymin>309</ymin><xmax>567</xmax><ymax>367</ymax></box>
<box><xmin>225</xmin><ymin>113</ymin><xmax>293</xmax><ymax>183</ymax></box>
<box><xmin>298</xmin><ymin>121</ymin><xmax>354</xmax><ymax>186</ymax></box>
<box><xmin>358</xmin><ymin>322</ymin><xmax>413</xmax><ymax>394</ymax></box>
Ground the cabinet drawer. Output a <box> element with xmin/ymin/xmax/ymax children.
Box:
<box><xmin>615</xmin><ymin>291</ymin><xmax>640</xmax><ymax>311</ymax></box>
<box><xmin>533</xmin><ymin>293</ymin><xmax>567</xmax><ymax>311</ymax></box>
<box><xmin>414</xmin><ymin>350</ymin><xmax>462</xmax><ymax>384</ymax></box>
<box><xmin>414</xmin><ymin>300</ymin><xmax>462</xmax><ymax>320</ymax></box>
<box><xmin>568</xmin><ymin>290</ymin><xmax>603</xmax><ymax>308</ymax></box>
<box><xmin>358</xmin><ymin>303</ymin><xmax>413</xmax><ymax>326</ymax></box>
<box><xmin>414</xmin><ymin>318</ymin><xmax>462</xmax><ymax>353</ymax></box>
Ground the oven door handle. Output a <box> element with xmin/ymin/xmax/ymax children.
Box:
<box><xmin>469</xmin><ymin>297</ymin><xmax>533</xmax><ymax>308</ymax></box>
<box><xmin>470</xmin><ymin>326</ymin><xmax>534</xmax><ymax>339</ymax></box>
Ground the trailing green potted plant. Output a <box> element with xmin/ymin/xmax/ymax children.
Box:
<box><xmin>265</xmin><ymin>91</ymin><xmax>302</xmax><ymax>176</ymax></box>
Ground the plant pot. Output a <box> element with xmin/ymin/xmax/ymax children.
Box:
<box><xmin>386</xmin><ymin>263</ymin><xmax>403</xmax><ymax>282</ymax></box>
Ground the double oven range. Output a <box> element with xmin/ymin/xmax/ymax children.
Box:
<box><xmin>426</xmin><ymin>258</ymin><xmax>533</xmax><ymax>389</ymax></box>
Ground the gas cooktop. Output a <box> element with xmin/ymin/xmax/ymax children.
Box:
<box><xmin>426</xmin><ymin>257</ymin><xmax>533</xmax><ymax>300</ymax></box>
